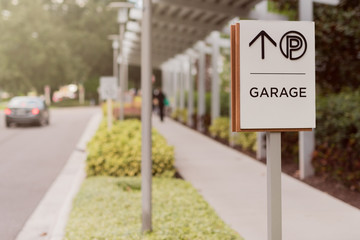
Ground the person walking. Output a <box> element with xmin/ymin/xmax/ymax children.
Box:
<box><xmin>155</xmin><ymin>88</ymin><xmax>166</xmax><ymax>122</ymax></box>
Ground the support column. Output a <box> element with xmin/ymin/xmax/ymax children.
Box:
<box><xmin>141</xmin><ymin>0</ymin><xmax>152</xmax><ymax>232</ymax></box>
<box><xmin>168</xmin><ymin>70</ymin><xmax>174</xmax><ymax>110</ymax></box>
<box><xmin>119</xmin><ymin>54</ymin><xmax>126</xmax><ymax>121</ymax></box>
<box><xmin>197</xmin><ymin>42</ymin><xmax>206</xmax><ymax>132</ymax></box>
<box><xmin>299</xmin><ymin>131</ymin><xmax>315</xmax><ymax>179</ymax></box>
<box><xmin>211</xmin><ymin>32</ymin><xmax>220</xmax><ymax>123</ymax></box>
<box><xmin>172</xmin><ymin>70</ymin><xmax>178</xmax><ymax>112</ymax></box>
<box><xmin>124</xmin><ymin>60</ymin><xmax>129</xmax><ymax>91</ymax></box>
<box><xmin>257</xmin><ymin>132</ymin><xmax>266</xmax><ymax>160</ymax></box>
<box><xmin>229</xmin><ymin>61</ymin><xmax>235</xmax><ymax>146</ymax></box>
<box><xmin>187</xmin><ymin>57</ymin><xmax>194</xmax><ymax>127</ymax></box>
<box><xmin>161</xmin><ymin>68</ymin><xmax>170</xmax><ymax>117</ymax></box>
<box><xmin>179</xmin><ymin>61</ymin><xmax>185</xmax><ymax>111</ymax></box>
<box><xmin>299</xmin><ymin>0</ymin><xmax>315</xmax><ymax>180</ymax></box>
<box><xmin>299</xmin><ymin>0</ymin><xmax>313</xmax><ymax>22</ymax></box>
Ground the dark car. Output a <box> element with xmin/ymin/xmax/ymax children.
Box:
<box><xmin>4</xmin><ymin>96</ymin><xmax>50</xmax><ymax>127</ymax></box>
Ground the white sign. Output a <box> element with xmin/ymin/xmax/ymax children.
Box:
<box><xmin>100</xmin><ymin>76</ymin><xmax>118</xmax><ymax>100</ymax></box>
<box><xmin>239</xmin><ymin>20</ymin><xmax>315</xmax><ymax>130</ymax></box>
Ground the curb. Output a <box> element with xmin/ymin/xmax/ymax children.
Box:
<box><xmin>15</xmin><ymin>111</ymin><xmax>102</xmax><ymax>240</ymax></box>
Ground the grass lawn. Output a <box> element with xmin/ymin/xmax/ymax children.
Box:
<box><xmin>0</xmin><ymin>101</ymin><xmax>8</xmax><ymax>110</ymax></box>
<box><xmin>64</xmin><ymin>177</ymin><xmax>243</xmax><ymax>240</ymax></box>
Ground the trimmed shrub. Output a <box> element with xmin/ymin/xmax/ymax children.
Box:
<box><xmin>220</xmin><ymin>91</ymin><xmax>230</xmax><ymax>117</ymax></box>
<box><xmin>233</xmin><ymin>132</ymin><xmax>257</xmax><ymax>152</ymax></box>
<box><xmin>281</xmin><ymin>132</ymin><xmax>299</xmax><ymax>164</ymax></box>
<box><xmin>86</xmin><ymin>119</ymin><xmax>175</xmax><ymax>177</ymax></box>
<box><xmin>209</xmin><ymin>117</ymin><xmax>257</xmax><ymax>152</ymax></box>
<box><xmin>170</xmin><ymin>108</ymin><xmax>187</xmax><ymax>124</ymax></box>
<box><xmin>313</xmin><ymin>91</ymin><xmax>360</xmax><ymax>191</ymax></box>
<box><xmin>209</xmin><ymin>117</ymin><xmax>230</xmax><ymax>139</ymax></box>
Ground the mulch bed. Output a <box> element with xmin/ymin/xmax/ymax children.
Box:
<box><xmin>171</xmin><ymin>117</ymin><xmax>360</xmax><ymax>210</ymax></box>
<box><xmin>282</xmin><ymin>163</ymin><xmax>360</xmax><ymax>209</ymax></box>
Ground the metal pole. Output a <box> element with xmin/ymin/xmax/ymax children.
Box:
<box><xmin>119</xmin><ymin>24</ymin><xmax>125</xmax><ymax>121</ymax></box>
<box><xmin>107</xmin><ymin>98</ymin><xmax>112</xmax><ymax>131</ymax></box>
<box><xmin>198</xmin><ymin>42</ymin><xmax>206</xmax><ymax>132</ymax></box>
<box><xmin>141</xmin><ymin>0</ymin><xmax>152</xmax><ymax>233</ymax></box>
<box><xmin>266</xmin><ymin>132</ymin><xmax>282</xmax><ymax>240</ymax></box>
<box><xmin>113</xmin><ymin>46</ymin><xmax>119</xmax><ymax>78</ymax></box>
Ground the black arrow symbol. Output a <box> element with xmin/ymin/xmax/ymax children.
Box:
<box><xmin>249</xmin><ymin>30</ymin><xmax>277</xmax><ymax>59</ymax></box>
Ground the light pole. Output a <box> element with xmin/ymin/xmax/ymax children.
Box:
<box><xmin>108</xmin><ymin>2</ymin><xmax>134</xmax><ymax>121</ymax></box>
<box><xmin>108</xmin><ymin>35</ymin><xmax>119</xmax><ymax>79</ymax></box>
<box><xmin>108</xmin><ymin>35</ymin><xmax>120</xmax><ymax>120</ymax></box>
<box><xmin>141</xmin><ymin>0</ymin><xmax>152</xmax><ymax>232</ymax></box>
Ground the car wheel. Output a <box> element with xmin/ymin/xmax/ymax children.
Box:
<box><xmin>38</xmin><ymin>119</ymin><xmax>47</xmax><ymax>127</ymax></box>
<box><xmin>5</xmin><ymin>121</ymin><xmax>11</xmax><ymax>128</ymax></box>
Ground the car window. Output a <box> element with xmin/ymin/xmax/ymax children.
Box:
<box><xmin>8</xmin><ymin>98</ymin><xmax>43</xmax><ymax>108</ymax></box>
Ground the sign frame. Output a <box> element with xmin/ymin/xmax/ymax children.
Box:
<box><xmin>230</xmin><ymin>22</ymin><xmax>315</xmax><ymax>132</ymax></box>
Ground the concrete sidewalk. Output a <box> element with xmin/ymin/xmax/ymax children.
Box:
<box><xmin>153</xmin><ymin>116</ymin><xmax>360</xmax><ymax>240</ymax></box>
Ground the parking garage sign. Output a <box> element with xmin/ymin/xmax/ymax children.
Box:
<box><xmin>100</xmin><ymin>76</ymin><xmax>118</xmax><ymax>100</ymax></box>
<box><xmin>231</xmin><ymin>20</ymin><xmax>316</xmax><ymax>131</ymax></box>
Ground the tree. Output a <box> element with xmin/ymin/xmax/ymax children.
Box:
<box><xmin>314</xmin><ymin>1</ymin><xmax>360</xmax><ymax>93</ymax></box>
<box><xmin>269</xmin><ymin>0</ymin><xmax>360</xmax><ymax>93</ymax></box>
<box><xmin>0</xmin><ymin>0</ymin><xmax>118</xmax><ymax>95</ymax></box>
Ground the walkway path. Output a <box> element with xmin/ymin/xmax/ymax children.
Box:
<box><xmin>153</xmin><ymin>116</ymin><xmax>360</xmax><ymax>240</ymax></box>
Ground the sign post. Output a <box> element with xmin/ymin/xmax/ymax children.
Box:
<box><xmin>231</xmin><ymin>20</ymin><xmax>315</xmax><ymax>240</ymax></box>
<box><xmin>100</xmin><ymin>76</ymin><xmax>118</xmax><ymax>130</ymax></box>
<box><xmin>266</xmin><ymin>132</ymin><xmax>282</xmax><ymax>240</ymax></box>
<box><xmin>141</xmin><ymin>0</ymin><xmax>152</xmax><ymax>232</ymax></box>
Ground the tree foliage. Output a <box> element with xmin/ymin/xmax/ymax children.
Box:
<box><xmin>269</xmin><ymin>0</ymin><xmax>360</xmax><ymax>93</ymax></box>
<box><xmin>0</xmin><ymin>0</ymin><xmax>118</xmax><ymax>94</ymax></box>
<box><xmin>314</xmin><ymin>1</ymin><xmax>360</xmax><ymax>93</ymax></box>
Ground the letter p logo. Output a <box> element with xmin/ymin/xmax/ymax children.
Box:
<box><xmin>280</xmin><ymin>31</ymin><xmax>307</xmax><ymax>60</ymax></box>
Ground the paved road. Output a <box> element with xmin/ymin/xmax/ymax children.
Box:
<box><xmin>0</xmin><ymin>107</ymin><xmax>99</xmax><ymax>240</ymax></box>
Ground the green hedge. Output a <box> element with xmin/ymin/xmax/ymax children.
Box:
<box><xmin>209</xmin><ymin>117</ymin><xmax>230</xmax><ymax>139</ymax></box>
<box><xmin>86</xmin><ymin>119</ymin><xmax>175</xmax><ymax>177</ymax></box>
<box><xmin>209</xmin><ymin>117</ymin><xmax>257</xmax><ymax>152</ymax></box>
<box><xmin>170</xmin><ymin>108</ymin><xmax>187</xmax><ymax>124</ymax></box>
<box><xmin>313</xmin><ymin>91</ymin><xmax>360</xmax><ymax>191</ymax></box>
<box><xmin>64</xmin><ymin>177</ymin><xmax>243</xmax><ymax>240</ymax></box>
